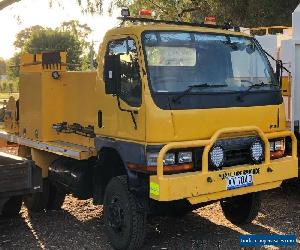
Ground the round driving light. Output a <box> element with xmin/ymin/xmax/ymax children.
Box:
<box><xmin>250</xmin><ymin>140</ymin><xmax>264</xmax><ymax>163</ymax></box>
<box><xmin>209</xmin><ymin>145</ymin><xmax>225</xmax><ymax>169</ymax></box>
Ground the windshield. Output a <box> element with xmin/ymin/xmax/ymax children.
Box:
<box><xmin>142</xmin><ymin>31</ymin><xmax>278</xmax><ymax>93</ymax></box>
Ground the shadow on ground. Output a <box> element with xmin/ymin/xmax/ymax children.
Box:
<box><xmin>1</xmin><ymin>180</ymin><xmax>300</xmax><ymax>250</ymax></box>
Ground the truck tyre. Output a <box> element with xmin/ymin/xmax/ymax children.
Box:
<box><xmin>220</xmin><ymin>192</ymin><xmax>260</xmax><ymax>225</ymax></box>
<box><xmin>23</xmin><ymin>179</ymin><xmax>49</xmax><ymax>212</ymax></box>
<box><xmin>2</xmin><ymin>196</ymin><xmax>22</xmax><ymax>217</ymax></box>
<box><xmin>47</xmin><ymin>183</ymin><xmax>66</xmax><ymax>210</ymax></box>
<box><xmin>103</xmin><ymin>176</ymin><xmax>146</xmax><ymax>250</ymax></box>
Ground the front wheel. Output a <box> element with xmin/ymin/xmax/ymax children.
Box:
<box><xmin>103</xmin><ymin>176</ymin><xmax>146</xmax><ymax>250</ymax></box>
<box><xmin>220</xmin><ymin>192</ymin><xmax>261</xmax><ymax>225</ymax></box>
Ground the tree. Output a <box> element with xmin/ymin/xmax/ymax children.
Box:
<box><xmin>58</xmin><ymin>20</ymin><xmax>92</xmax><ymax>51</ymax></box>
<box><xmin>1</xmin><ymin>81</ymin><xmax>7</xmax><ymax>92</ymax></box>
<box><xmin>81</xmin><ymin>42</ymin><xmax>98</xmax><ymax>70</ymax></box>
<box><xmin>8</xmin><ymin>82</ymin><xmax>13</xmax><ymax>93</ymax></box>
<box><xmin>14</xmin><ymin>25</ymin><xmax>45</xmax><ymax>49</ymax></box>
<box><xmin>6</xmin><ymin>53</ymin><xmax>20</xmax><ymax>79</ymax></box>
<box><xmin>0</xmin><ymin>0</ymin><xmax>21</xmax><ymax>11</ymax></box>
<box><xmin>113</xmin><ymin>0</ymin><xmax>300</xmax><ymax>27</ymax></box>
<box><xmin>0</xmin><ymin>58</ymin><xmax>6</xmax><ymax>75</ymax></box>
<box><xmin>60</xmin><ymin>20</ymin><xmax>92</xmax><ymax>39</ymax></box>
<box><xmin>0</xmin><ymin>0</ymin><xmax>103</xmax><ymax>13</ymax></box>
<box><xmin>13</xmin><ymin>20</ymin><xmax>93</xmax><ymax>71</ymax></box>
<box><xmin>23</xmin><ymin>29</ymin><xmax>83</xmax><ymax>70</ymax></box>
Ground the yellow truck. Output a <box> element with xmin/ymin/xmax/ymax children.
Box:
<box><xmin>0</xmin><ymin>11</ymin><xmax>298</xmax><ymax>250</ymax></box>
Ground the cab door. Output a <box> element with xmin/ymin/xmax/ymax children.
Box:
<box><xmin>102</xmin><ymin>35</ymin><xmax>146</xmax><ymax>142</ymax></box>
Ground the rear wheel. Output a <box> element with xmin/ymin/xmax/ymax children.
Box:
<box><xmin>47</xmin><ymin>183</ymin><xmax>66</xmax><ymax>210</ymax></box>
<box><xmin>103</xmin><ymin>176</ymin><xmax>146</xmax><ymax>250</ymax></box>
<box><xmin>23</xmin><ymin>179</ymin><xmax>49</xmax><ymax>212</ymax></box>
<box><xmin>220</xmin><ymin>192</ymin><xmax>261</xmax><ymax>225</ymax></box>
<box><xmin>2</xmin><ymin>196</ymin><xmax>22</xmax><ymax>217</ymax></box>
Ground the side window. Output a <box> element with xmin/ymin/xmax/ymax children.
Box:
<box><xmin>106</xmin><ymin>39</ymin><xmax>141</xmax><ymax>107</ymax></box>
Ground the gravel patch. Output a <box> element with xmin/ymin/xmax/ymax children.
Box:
<box><xmin>1</xmin><ymin>147</ymin><xmax>299</xmax><ymax>249</ymax></box>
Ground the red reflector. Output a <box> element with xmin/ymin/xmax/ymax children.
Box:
<box><xmin>139</xmin><ymin>9</ymin><xmax>152</xmax><ymax>16</ymax></box>
<box><xmin>204</xmin><ymin>16</ymin><xmax>217</xmax><ymax>25</ymax></box>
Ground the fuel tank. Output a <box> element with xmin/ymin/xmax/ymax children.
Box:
<box><xmin>49</xmin><ymin>158</ymin><xmax>95</xmax><ymax>199</ymax></box>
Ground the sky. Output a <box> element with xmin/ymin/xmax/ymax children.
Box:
<box><xmin>0</xmin><ymin>0</ymin><xmax>120</xmax><ymax>59</ymax></box>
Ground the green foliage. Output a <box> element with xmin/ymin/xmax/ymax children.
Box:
<box><xmin>12</xmin><ymin>20</ymin><xmax>95</xmax><ymax>71</ymax></box>
<box><xmin>0</xmin><ymin>79</ymin><xmax>19</xmax><ymax>93</ymax></box>
<box><xmin>58</xmin><ymin>20</ymin><xmax>92</xmax><ymax>52</ymax></box>
<box><xmin>0</xmin><ymin>58</ymin><xmax>6</xmax><ymax>75</ymax></box>
<box><xmin>23</xmin><ymin>29</ymin><xmax>83</xmax><ymax>70</ymax></box>
<box><xmin>2</xmin><ymin>53</ymin><xmax>20</xmax><ymax>93</ymax></box>
<box><xmin>81</xmin><ymin>43</ymin><xmax>98</xmax><ymax>70</ymax></box>
<box><xmin>75</xmin><ymin>0</ymin><xmax>103</xmax><ymax>14</ymax></box>
<box><xmin>14</xmin><ymin>25</ymin><xmax>45</xmax><ymax>49</ymax></box>
<box><xmin>1</xmin><ymin>0</ymin><xmax>104</xmax><ymax>13</ymax></box>
<box><xmin>6</xmin><ymin>52</ymin><xmax>20</xmax><ymax>79</ymax></box>
<box><xmin>113</xmin><ymin>0</ymin><xmax>300</xmax><ymax>27</ymax></box>
<box><xmin>1</xmin><ymin>81</ymin><xmax>7</xmax><ymax>92</ymax></box>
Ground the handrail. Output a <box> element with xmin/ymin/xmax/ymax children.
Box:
<box><xmin>156</xmin><ymin>126</ymin><xmax>297</xmax><ymax>179</ymax></box>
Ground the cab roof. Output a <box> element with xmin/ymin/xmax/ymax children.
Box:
<box><xmin>104</xmin><ymin>17</ymin><xmax>250</xmax><ymax>38</ymax></box>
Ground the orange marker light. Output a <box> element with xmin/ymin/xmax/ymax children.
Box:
<box><xmin>139</xmin><ymin>9</ymin><xmax>153</xmax><ymax>17</ymax></box>
<box><xmin>204</xmin><ymin>16</ymin><xmax>217</xmax><ymax>25</ymax></box>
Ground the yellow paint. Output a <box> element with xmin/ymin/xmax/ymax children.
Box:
<box><xmin>31</xmin><ymin>148</ymin><xmax>60</xmax><ymax>177</ymax></box>
<box><xmin>19</xmin><ymin>63</ymin><xmax>97</xmax><ymax>148</ymax></box>
<box><xmin>4</xmin><ymin>96</ymin><xmax>18</xmax><ymax>134</ymax></box>
<box><xmin>150</xmin><ymin>157</ymin><xmax>297</xmax><ymax>202</ymax></box>
<box><xmin>282</xmin><ymin>75</ymin><xmax>291</xmax><ymax>96</ymax></box>
<box><xmin>20</xmin><ymin>53</ymin><xmax>67</xmax><ymax>73</ymax></box>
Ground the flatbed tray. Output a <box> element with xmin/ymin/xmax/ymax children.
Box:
<box><xmin>0</xmin><ymin>131</ymin><xmax>96</xmax><ymax>160</ymax></box>
<box><xmin>0</xmin><ymin>152</ymin><xmax>42</xmax><ymax>197</ymax></box>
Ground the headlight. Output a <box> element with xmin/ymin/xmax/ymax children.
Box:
<box><xmin>163</xmin><ymin>153</ymin><xmax>175</xmax><ymax>165</ymax></box>
<box><xmin>146</xmin><ymin>152</ymin><xmax>175</xmax><ymax>166</ymax></box>
<box><xmin>269</xmin><ymin>139</ymin><xmax>285</xmax><ymax>159</ymax></box>
<box><xmin>147</xmin><ymin>152</ymin><xmax>158</xmax><ymax>166</ymax></box>
<box><xmin>269</xmin><ymin>139</ymin><xmax>285</xmax><ymax>152</ymax></box>
<box><xmin>250</xmin><ymin>140</ymin><xmax>264</xmax><ymax>163</ymax></box>
<box><xmin>178</xmin><ymin>151</ymin><xmax>193</xmax><ymax>163</ymax></box>
<box><xmin>209</xmin><ymin>145</ymin><xmax>225</xmax><ymax>169</ymax></box>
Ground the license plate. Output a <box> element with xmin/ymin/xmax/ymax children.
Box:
<box><xmin>226</xmin><ymin>173</ymin><xmax>253</xmax><ymax>190</ymax></box>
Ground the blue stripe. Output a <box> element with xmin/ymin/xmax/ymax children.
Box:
<box><xmin>240</xmin><ymin>235</ymin><xmax>297</xmax><ymax>246</ymax></box>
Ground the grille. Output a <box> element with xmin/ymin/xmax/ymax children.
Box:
<box><xmin>210</xmin><ymin>136</ymin><xmax>260</xmax><ymax>169</ymax></box>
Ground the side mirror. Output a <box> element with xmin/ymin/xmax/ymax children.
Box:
<box><xmin>104</xmin><ymin>55</ymin><xmax>121</xmax><ymax>95</ymax></box>
<box><xmin>275</xmin><ymin>60</ymin><xmax>283</xmax><ymax>88</ymax></box>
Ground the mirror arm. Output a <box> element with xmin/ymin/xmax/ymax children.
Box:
<box><xmin>116</xmin><ymin>96</ymin><xmax>138</xmax><ymax>130</ymax></box>
<box><xmin>278</xmin><ymin>60</ymin><xmax>283</xmax><ymax>88</ymax></box>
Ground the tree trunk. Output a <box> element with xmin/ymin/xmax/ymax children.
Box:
<box><xmin>0</xmin><ymin>0</ymin><xmax>20</xmax><ymax>11</ymax></box>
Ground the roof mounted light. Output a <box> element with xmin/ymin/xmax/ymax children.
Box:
<box><xmin>121</xmin><ymin>7</ymin><xmax>130</xmax><ymax>17</ymax></box>
<box><xmin>204</xmin><ymin>16</ymin><xmax>217</xmax><ymax>25</ymax></box>
<box><xmin>139</xmin><ymin>9</ymin><xmax>153</xmax><ymax>18</ymax></box>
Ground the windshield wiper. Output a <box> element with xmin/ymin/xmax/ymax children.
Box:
<box><xmin>172</xmin><ymin>83</ymin><xmax>228</xmax><ymax>103</ymax></box>
<box><xmin>237</xmin><ymin>81</ymin><xmax>279</xmax><ymax>102</ymax></box>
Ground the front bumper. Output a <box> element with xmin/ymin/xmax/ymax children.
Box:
<box><xmin>149</xmin><ymin>126</ymin><xmax>298</xmax><ymax>204</ymax></box>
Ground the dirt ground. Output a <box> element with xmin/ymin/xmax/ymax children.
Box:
<box><xmin>1</xmin><ymin>147</ymin><xmax>300</xmax><ymax>250</ymax></box>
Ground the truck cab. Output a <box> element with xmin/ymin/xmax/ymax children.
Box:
<box><xmin>93</xmin><ymin>17</ymin><xmax>297</xmax><ymax>248</ymax></box>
